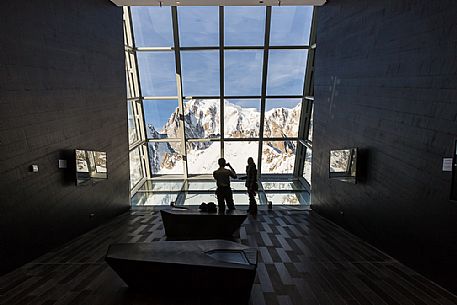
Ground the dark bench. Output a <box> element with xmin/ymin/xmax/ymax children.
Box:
<box><xmin>160</xmin><ymin>209</ymin><xmax>247</xmax><ymax>240</ymax></box>
<box><xmin>105</xmin><ymin>240</ymin><xmax>257</xmax><ymax>304</ymax></box>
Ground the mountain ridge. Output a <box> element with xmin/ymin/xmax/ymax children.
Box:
<box><xmin>147</xmin><ymin>99</ymin><xmax>301</xmax><ymax>174</ymax></box>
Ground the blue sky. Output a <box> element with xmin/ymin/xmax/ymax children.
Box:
<box><xmin>137</xmin><ymin>52</ymin><xmax>177</xmax><ymax>96</ymax></box>
<box><xmin>131</xmin><ymin>6</ymin><xmax>312</xmax><ymax>137</ymax></box>
<box><xmin>181</xmin><ymin>50</ymin><xmax>219</xmax><ymax>96</ymax></box>
<box><xmin>225</xmin><ymin>6</ymin><xmax>265</xmax><ymax>46</ymax></box>
<box><xmin>178</xmin><ymin>6</ymin><xmax>219</xmax><ymax>47</ymax></box>
<box><xmin>131</xmin><ymin>6</ymin><xmax>174</xmax><ymax>47</ymax></box>
<box><xmin>225</xmin><ymin>50</ymin><xmax>263</xmax><ymax>96</ymax></box>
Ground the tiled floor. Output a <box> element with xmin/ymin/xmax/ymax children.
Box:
<box><xmin>1</xmin><ymin>208</ymin><xmax>456</xmax><ymax>305</ymax></box>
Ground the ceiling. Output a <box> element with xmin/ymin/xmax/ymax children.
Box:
<box><xmin>110</xmin><ymin>0</ymin><xmax>326</xmax><ymax>6</ymax></box>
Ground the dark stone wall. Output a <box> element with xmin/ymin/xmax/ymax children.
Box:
<box><xmin>0</xmin><ymin>0</ymin><xmax>129</xmax><ymax>274</ymax></box>
<box><xmin>312</xmin><ymin>0</ymin><xmax>457</xmax><ymax>293</ymax></box>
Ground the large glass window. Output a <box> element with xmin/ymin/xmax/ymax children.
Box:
<box><xmin>270</xmin><ymin>6</ymin><xmax>313</xmax><ymax>46</ymax></box>
<box><xmin>267</xmin><ymin>50</ymin><xmax>308</xmax><ymax>95</ymax></box>
<box><xmin>265</xmin><ymin>192</ymin><xmax>304</xmax><ymax>205</ymax></box>
<box><xmin>178</xmin><ymin>7</ymin><xmax>219</xmax><ymax>47</ymax></box>
<box><xmin>224</xmin><ymin>141</ymin><xmax>259</xmax><ymax>173</ymax></box>
<box><xmin>303</xmin><ymin>147</ymin><xmax>312</xmax><ymax>184</ymax></box>
<box><xmin>262</xmin><ymin>181</ymin><xmax>306</xmax><ymax>191</ymax></box>
<box><xmin>143</xmin><ymin>100</ymin><xmax>180</xmax><ymax>139</ymax></box>
<box><xmin>184</xmin><ymin>99</ymin><xmax>220</xmax><ymax>139</ymax></box>
<box><xmin>148</xmin><ymin>141</ymin><xmax>183</xmax><ymax>175</ymax></box>
<box><xmin>181</xmin><ymin>51</ymin><xmax>219</xmax><ymax>96</ymax></box>
<box><xmin>125</xmin><ymin>52</ymin><xmax>138</xmax><ymax>98</ymax></box>
<box><xmin>132</xmin><ymin>192</ymin><xmax>179</xmax><ymax>206</ymax></box>
<box><xmin>264</xmin><ymin>99</ymin><xmax>302</xmax><ymax>138</ymax></box>
<box><xmin>137</xmin><ymin>52</ymin><xmax>177</xmax><ymax>96</ymax></box>
<box><xmin>131</xmin><ymin>7</ymin><xmax>174</xmax><ymax>47</ymax></box>
<box><xmin>261</xmin><ymin>140</ymin><xmax>297</xmax><ymax>174</ymax></box>
<box><xmin>126</xmin><ymin>6</ymin><xmax>316</xmax><ymax>189</ymax></box>
<box><xmin>183</xmin><ymin>193</ymin><xmax>218</xmax><ymax>205</ymax></box>
<box><xmin>140</xmin><ymin>180</ymin><xmax>184</xmax><ymax>192</ymax></box>
<box><xmin>129</xmin><ymin>147</ymin><xmax>144</xmax><ymax>188</ymax></box>
<box><xmin>127</xmin><ymin>101</ymin><xmax>138</xmax><ymax>144</ymax></box>
<box><xmin>308</xmin><ymin>104</ymin><xmax>314</xmax><ymax>141</ymax></box>
<box><xmin>225</xmin><ymin>50</ymin><xmax>263</xmax><ymax>96</ymax></box>
<box><xmin>224</xmin><ymin>99</ymin><xmax>260</xmax><ymax>138</ymax></box>
<box><xmin>224</xmin><ymin>7</ymin><xmax>265</xmax><ymax>46</ymax></box>
<box><xmin>187</xmin><ymin>141</ymin><xmax>221</xmax><ymax>175</ymax></box>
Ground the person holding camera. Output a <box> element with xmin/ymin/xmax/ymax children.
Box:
<box><xmin>213</xmin><ymin>158</ymin><xmax>237</xmax><ymax>213</ymax></box>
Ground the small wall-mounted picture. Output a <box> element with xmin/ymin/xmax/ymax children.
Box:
<box><xmin>329</xmin><ymin>148</ymin><xmax>358</xmax><ymax>183</ymax></box>
<box><xmin>76</xmin><ymin>149</ymin><xmax>107</xmax><ymax>185</ymax></box>
<box><xmin>76</xmin><ymin>150</ymin><xmax>90</xmax><ymax>173</ymax></box>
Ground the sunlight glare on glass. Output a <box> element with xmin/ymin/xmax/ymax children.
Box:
<box><xmin>131</xmin><ymin>6</ymin><xmax>174</xmax><ymax>47</ymax></box>
<box><xmin>129</xmin><ymin>147</ymin><xmax>143</xmax><ymax>188</ymax></box>
<box><xmin>127</xmin><ymin>101</ymin><xmax>138</xmax><ymax>144</ymax></box>
<box><xmin>270</xmin><ymin>6</ymin><xmax>313</xmax><ymax>46</ymax></box>
<box><xmin>267</xmin><ymin>50</ymin><xmax>308</xmax><ymax>95</ymax></box>
<box><xmin>137</xmin><ymin>52</ymin><xmax>177</xmax><ymax>96</ymax></box>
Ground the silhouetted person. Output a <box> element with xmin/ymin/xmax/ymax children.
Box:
<box><xmin>246</xmin><ymin>157</ymin><xmax>258</xmax><ymax>216</ymax></box>
<box><xmin>213</xmin><ymin>158</ymin><xmax>237</xmax><ymax>213</ymax></box>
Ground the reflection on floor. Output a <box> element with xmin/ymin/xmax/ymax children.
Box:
<box><xmin>1</xmin><ymin>209</ymin><xmax>456</xmax><ymax>305</ymax></box>
<box><xmin>132</xmin><ymin>179</ymin><xmax>311</xmax><ymax>207</ymax></box>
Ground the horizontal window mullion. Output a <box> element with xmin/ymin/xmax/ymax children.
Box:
<box><xmin>136</xmin><ymin>47</ymin><xmax>174</xmax><ymax>51</ymax></box>
<box><xmin>262</xmin><ymin>137</ymin><xmax>299</xmax><ymax>141</ymax></box>
<box><xmin>142</xmin><ymin>96</ymin><xmax>179</xmax><ymax>100</ymax></box>
<box><xmin>180</xmin><ymin>46</ymin><xmax>219</xmax><ymax>51</ymax></box>
<box><xmin>182</xmin><ymin>95</ymin><xmax>220</xmax><ymax>100</ymax></box>
<box><xmin>224</xmin><ymin>46</ymin><xmax>264</xmax><ymax>50</ymax></box>
<box><xmin>186</xmin><ymin>138</ymin><xmax>221</xmax><ymax>142</ymax></box>
<box><xmin>265</xmin><ymin>95</ymin><xmax>304</xmax><ymax>99</ymax></box>
<box><xmin>223</xmin><ymin>95</ymin><xmax>262</xmax><ymax>99</ymax></box>
<box><xmin>223</xmin><ymin>138</ymin><xmax>261</xmax><ymax>141</ymax></box>
<box><xmin>129</xmin><ymin>140</ymin><xmax>145</xmax><ymax>152</ymax></box>
<box><xmin>269</xmin><ymin>45</ymin><xmax>310</xmax><ymax>50</ymax></box>
<box><xmin>147</xmin><ymin>138</ymin><xmax>182</xmax><ymax>142</ymax></box>
<box><xmin>133</xmin><ymin>46</ymin><xmax>311</xmax><ymax>50</ymax></box>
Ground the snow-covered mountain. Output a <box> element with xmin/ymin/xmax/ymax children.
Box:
<box><xmin>148</xmin><ymin>99</ymin><xmax>301</xmax><ymax>174</ymax></box>
<box><xmin>264</xmin><ymin>105</ymin><xmax>301</xmax><ymax>138</ymax></box>
<box><xmin>224</xmin><ymin>101</ymin><xmax>260</xmax><ymax>138</ymax></box>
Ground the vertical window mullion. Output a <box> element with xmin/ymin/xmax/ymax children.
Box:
<box><xmin>258</xmin><ymin>6</ymin><xmax>272</xmax><ymax>178</ymax></box>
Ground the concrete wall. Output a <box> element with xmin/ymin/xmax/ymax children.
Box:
<box><xmin>312</xmin><ymin>0</ymin><xmax>457</xmax><ymax>293</ymax></box>
<box><xmin>0</xmin><ymin>0</ymin><xmax>129</xmax><ymax>274</ymax></box>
